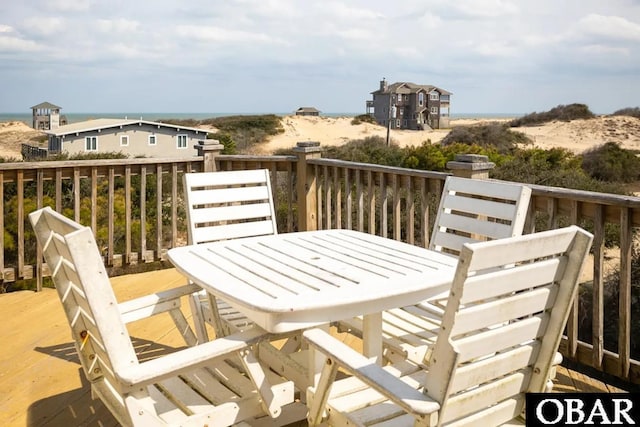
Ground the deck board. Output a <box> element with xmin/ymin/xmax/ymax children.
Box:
<box><xmin>0</xmin><ymin>268</ymin><xmax>629</xmax><ymax>426</ymax></box>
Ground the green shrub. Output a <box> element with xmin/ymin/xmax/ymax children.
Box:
<box><xmin>440</xmin><ymin>122</ymin><xmax>531</xmax><ymax>154</ymax></box>
<box><xmin>323</xmin><ymin>136</ymin><xmax>405</xmax><ymax>166</ymax></box>
<box><xmin>612</xmin><ymin>107</ymin><xmax>640</xmax><ymax>118</ymax></box>
<box><xmin>209</xmin><ymin>132</ymin><xmax>237</xmax><ymax>154</ymax></box>
<box><xmin>581</xmin><ymin>142</ymin><xmax>640</xmax><ymax>183</ymax></box>
<box><xmin>351</xmin><ymin>114</ymin><xmax>377</xmax><ymax>125</ymax></box>
<box><xmin>510</xmin><ymin>103</ymin><xmax>595</xmax><ymax>127</ymax></box>
<box><xmin>402</xmin><ymin>141</ymin><xmax>505</xmax><ymax>171</ymax></box>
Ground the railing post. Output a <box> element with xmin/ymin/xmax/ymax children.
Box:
<box><xmin>446</xmin><ymin>154</ymin><xmax>495</xmax><ymax>179</ymax></box>
<box><xmin>293</xmin><ymin>141</ymin><xmax>322</xmax><ymax>231</ymax></box>
<box><xmin>195</xmin><ymin>139</ymin><xmax>224</xmax><ymax>172</ymax></box>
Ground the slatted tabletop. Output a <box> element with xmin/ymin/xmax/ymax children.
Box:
<box><xmin>168</xmin><ymin>229</ymin><xmax>458</xmax><ymax>334</ymax></box>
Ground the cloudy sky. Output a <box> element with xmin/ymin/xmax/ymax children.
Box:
<box><xmin>1</xmin><ymin>0</ymin><xmax>639</xmax><ymax>115</ymax></box>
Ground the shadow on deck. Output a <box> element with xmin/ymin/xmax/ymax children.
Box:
<box><xmin>0</xmin><ymin>268</ymin><xmax>631</xmax><ymax>426</ymax></box>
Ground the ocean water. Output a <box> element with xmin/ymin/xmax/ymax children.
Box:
<box><xmin>0</xmin><ymin>111</ymin><xmax>521</xmax><ymax>125</ymax></box>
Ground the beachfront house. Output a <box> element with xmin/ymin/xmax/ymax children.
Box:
<box><xmin>295</xmin><ymin>107</ymin><xmax>321</xmax><ymax>116</ymax></box>
<box><xmin>31</xmin><ymin>101</ymin><xmax>67</xmax><ymax>130</ymax></box>
<box><xmin>366</xmin><ymin>79</ymin><xmax>452</xmax><ymax>129</ymax></box>
<box><xmin>45</xmin><ymin>118</ymin><xmax>209</xmax><ymax>158</ymax></box>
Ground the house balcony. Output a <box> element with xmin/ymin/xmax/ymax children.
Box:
<box><xmin>1</xmin><ymin>141</ymin><xmax>638</xmax><ymax>424</ymax></box>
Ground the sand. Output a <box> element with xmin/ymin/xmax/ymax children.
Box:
<box><xmin>253</xmin><ymin>115</ymin><xmax>640</xmax><ymax>155</ymax></box>
<box><xmin>2</xmin><ymin>115</ymin><xmax>640</xmax><ymax>160</ymax></box>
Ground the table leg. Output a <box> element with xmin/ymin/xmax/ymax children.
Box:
<box><xmin>363</xmin><ymin>312</ymin><xmax>382</xmax><ymax>364</ymax></box>
<box><xmin>309</xmin><ymin>323</ymin><xmax>330</xmax><ymax>388</ymax></box>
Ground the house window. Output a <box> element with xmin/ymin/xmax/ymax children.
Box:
<box><xmin>120</xmin><ymin>135</ymin><xmax>129</xmax><ymax>146</ymax></box>
<box><xmin>396</xmin><ymin>119</ymin><xmax>401</xmax><ymax>128</ymax></box>
<box><xmin>431</xmin><ymin>107</ymin><xmax>439</xmax><ymax>114</ymax></box>
<box><xmin>403</xmin><ymin>119</ymin><xmax>408</xmax><ymax>127</ymax></box>
<box><xmin>148</xmin><ymin>135</ymin><xmax>157</xmax><ymax>145</ymax></box>
<box><xmin>85</xmin><ymin>136</ymin><xmax>97</xmax><ymax>151</ymax></box>
<box><xmin>419</xmin><ymin>93</ymin><xmax>424</xmax><ymax>107</ymax></box>
<box><xmin>430</xmin><ymin>92</ymin><xmax>439</xmax><ymax>100</ymax></box>
<box><xmin>177</xmin><ymin>134</ymin><xmax>188</xmax><ymax>149</ymax></box>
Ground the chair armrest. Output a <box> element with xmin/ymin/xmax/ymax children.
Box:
<box><xmin>116</xmin><ymin>327</ymin><xmax>271</xmax><ymax>388</ymax></box>
<box><xmin>119</xmin><ymin>283</ymin><xmax>202</xmax><ymax>323</ymax></box>
<box><xmin>303</xmin><ymin>328</ymin><xmax>440</xmax><ymax>418</ymax></box>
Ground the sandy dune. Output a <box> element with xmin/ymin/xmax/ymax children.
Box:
<box><xmin>257</xmin><ymin>115</ymin><xmax>640</xmax><ymax>155</ymax></box>
<box><xmin>2</xmin><ymin>115</ymin><xmax>640</xmax><ymax>160</ymax></box>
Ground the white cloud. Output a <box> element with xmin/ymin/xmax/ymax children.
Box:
<box><xmin>175</xmin><ymin>25</ymin><xmax>287</xmax><ymax>45</ymax></box>
<box><xmin>47</xmin><ymin>0</ymin><xmax>91</xmax><ymax>12</ymax></box>
<box><xmin>448</xmin><ymin>0</ymin><xmax>519</xmax><ymax>19</ymax></box>
<box><xmin>22</xmin><ymin>17</ymin><xmax>66</xmax><ymax>36</ymax></box>
<box><xmin>0</xmin><ymin>35</ymin><xmax>41</xmax><ymax>52</ymax></box>
<box><xmin>0</xmin><ymin>25</ymin><xmax>14</xmax><ymax>33</ymax></box>
<box><xmin>576</xmin><ymin>14</ymin><xmax>640</xmax><ymax>42</ymax></box>
<box><xmin>96</xmin><ymin>18</ymin><xmax>140</xmax><ymax>34</ymax></box>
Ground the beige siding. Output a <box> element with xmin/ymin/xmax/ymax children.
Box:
<box><xmin>61</xmin><ymin>123</ymin><xmax>206</xmax><ymax>158</ymax></box>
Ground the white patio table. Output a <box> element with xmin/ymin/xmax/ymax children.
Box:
<box><xmin>168</xmin><ymin>229</ymin><xmax>457</xmax><ymax>363</ymax></box>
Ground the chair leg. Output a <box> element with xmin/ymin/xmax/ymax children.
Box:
<box><xmin>189</xmin><ymin>292</ymin><xmax>210</xmax><ymax>343</ymax></box>
<box><xmin>168</xmin><ymin>308</ymin><xmax>198</xmax><ymax>347</ymax></box>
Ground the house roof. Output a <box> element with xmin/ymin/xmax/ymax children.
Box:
<box><xmin>31</xmin><ymin>101</ymin><xmax>62</xmax><ymax>110</ymax></box>
<box><xmin>296</xmin><ymin>107</ymin><xmax>321</xmax><ymax>113</ymax></box>
<box><xmin>371</xmin><ymin>82</ymin><xmax>452</xmax><ymax>96</ymax></box>
<box><xmin>45</xmin><ymin>118</ymin><xmax>209</xmax><ymax>137</ymax></box>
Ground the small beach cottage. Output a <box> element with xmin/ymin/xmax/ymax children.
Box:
<box><xmin>366</xmin><ymin>79</ymin><xmax>452</xmax><ymax>129</ymax></box>
<box><xmin>295</xmin><ymin>107</ymin><xmax>321</xmax><ymax>116</ymax></box>
<box><xmin>45</xmin><ymin>118</ymin><xmax>209</xmax><ymax>158</ymax></box>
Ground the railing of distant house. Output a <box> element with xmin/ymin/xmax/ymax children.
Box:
<box><xmin>20</xmin><ymin>144</ymin><xmax>48</xmax><ymax>161</ymax></box>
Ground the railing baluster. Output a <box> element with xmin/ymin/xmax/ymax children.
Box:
<box><xmin>125</xmin><ymin>165</ymin><xmax>132</xmax><ymax>264</ymax></box>
<box><xmin>407</xmin><ymin>176</ymin><xmax>415</xmax><ymax>245</ymax></box>
<box><xmin>91</xmin><ymin>168</ymin><xmax>98</xmax><ymax>234</ymax></box>
<box><xmin>36</xmin><ymin>169</ymin><xmax>44</xmax><ymax>291</ymax></box>
<box><xmin>140</xmin><ymin>166</ymin><xmax>147</xmax><ymax>262</ymax></box>
<box><xmin>55</xmin><ymin>169</ymin><xmax>62</xmax><ymax>212</ymax></box>
<box><xmin>367</xmin><ymin>170</ymin><xmax>375</xmax><ymax>235</ymax></box>
<box><xmin>156</xmin><ymin>164</ymin><xmax>163</xmax><ymax>260</ymax></box>
<box><xmin>592</xmin><ymin>204</ymin><xmax>605</xmax><ymax>369</ymax></box>
<box><xmin>566</xmin><ymin>200</ymin><xmax>580</xmax><ymax>360</ymax></box>
<box><xmin>620</xmin><ymin>206</ymin><xmax>632</xmax><ymax>379</ymax></box>
<box><xmin>317</xmin><ymin>165</ymin><xmax>324</xmax><ymax>229</ymax></box>
<box><xmin>17</xmin><ymin>170</ymin><xmax>24</xmax><ymax>279</ymax></box>
<box><xmin>380</xmin><ymin>173</ymin><xmax>388</xmax><ymax>239</ymax></box>
<box><xmin>356</xmin><ymin>169</ymin><xmax>364</xmax><ymax>232</ymax></box>
<box><xmin>73</xmin><ymin>167</ymin><xmax>80</xmax><ymax>222</ymax></box>
<box><xmin>108</xmin><ymin>166</ymin><xmax>115</xmax><ymax>266</ymax></box>
<box><xmin>393</xmin><ymin>174</ymin><xmax>400</xmax><ymax>241</ymax></box>
<box><xmin>420</xmin><ymin>178</ymin><xmax>429</xmax><ymax>248</ymax></box>
<box><xmin>335</xmin><ymin>167</ymin><xmax>342</xmax><ymax>230</ymax></box>
<box><xmin>171</xmin><ymin>163</ymin><xmax>178</xmax><ymax>249</ymax></box>
<box><xmin>346</xmin><ymin>168</ymin><xmax>352</xmax><ymax>231</ymax></box>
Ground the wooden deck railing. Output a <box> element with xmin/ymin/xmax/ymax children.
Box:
<box><xmin>3</xmin><ymin>140</ymin><xmax>640</xmax><ymax>385</ymax></box>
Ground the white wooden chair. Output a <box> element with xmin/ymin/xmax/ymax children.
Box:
<box><xmin>29</xmin><ymin>206</ymin><xmax>295</xmax><ymax>427</ymax></box>
<box><xmin>183</xmin><ymin>170</ymin><xmax>311</xmax><ymax>410</ymax></box>
<box><xmin>184</xmin><ymin>169</ymin><xmax>278</xmax><ymax>342</ymax></box>
<box><xmin>304</xmin><ymin>225</ymin><xmax>593</xmax><ymax>426</ymax></box>
<box><xmin>339</xmin><ymin>176</ymin><xmax>533</xmax><ymax>363</ymax></box>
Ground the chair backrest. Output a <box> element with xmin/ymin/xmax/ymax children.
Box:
<box><xmin>29</xmin><ymin>207</ymin><xmax>137</xmax><ymax>387</ymax></box>
<box><xmin>429</xmin><ymin>176</ymin><xmax>532</xmax><ymax>256</ymax></box>
<box><xmin>183</xmin><ymin>169</ymin><xmax>278</xmax><ymax>245</ymax></box>
<box><xmin>424</xmin><ymin>225</ymin><xmax>593</xmax><ymax>426</ymax></box>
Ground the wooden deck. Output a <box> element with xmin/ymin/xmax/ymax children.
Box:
<box><xmin>0</xmin><ymin>268</ymin><xmax>630</xmax><ymax>426</ymax></box>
